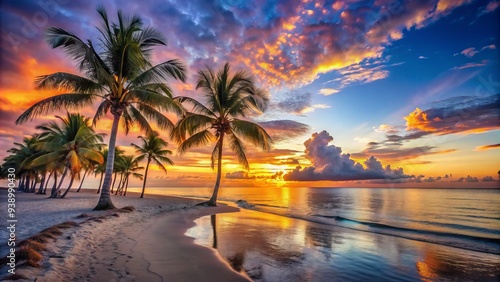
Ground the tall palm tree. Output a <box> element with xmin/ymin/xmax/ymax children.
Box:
<box><xmin>15</xmin><ymin>7</ymin><xmax>186</xmax><ymax>210</ymax></box>
<box><xmin>29</xmin><ymin>113</ymin><xmax>104</xmax><ymax>198</ymax></box>
<box><xmin>131</xmin><ymin>131</ymin><xmax>173</xmax><ymax>198</ymax></box>
<box><xmin>172</xmin><ymin>63</ymin><xmax>272</xmax><ymax>206</ymax></box>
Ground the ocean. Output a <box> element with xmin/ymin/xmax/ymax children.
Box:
<box><xmin>133</xmin><ymin>187</ymin><xmax>500</xmax><ymax>281</ymax></box>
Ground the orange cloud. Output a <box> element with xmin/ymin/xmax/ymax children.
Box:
<box><xmin>404</xmin><ymin>94</ymin><xmax>500</xmax><ymax>135</ymax></box>
<box><xmin>475</xmin><ymin>143</ymin><xmax>500</xmax><ymax>151</ymax></box>
<box><xmin>436</xmin><ymin>0</ymin><xmax>473</xmax><ymax>13</ymax></box>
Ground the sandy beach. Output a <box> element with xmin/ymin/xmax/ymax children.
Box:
<box><xmin>0</xmin><ymin>189</ymin><xmax>249</xmax><ymax>281</ymax></box>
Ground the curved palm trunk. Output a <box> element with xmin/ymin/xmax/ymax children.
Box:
<box><xmin>199</xmin><ymin>135</ymin><xmax>224</xmax><ymax>207</ymax></box>
<box><xmin>111</xmin><ymin>172</ymin><xmax>118</xmax><ymax>193</ymax></box>
<box><xmin>50</xmin><ymin>171</ymin><xmax>58</xmax><ymax>197</ymax></box>
<box><xmin>29</xmin><ymin>176</ymin><xmax>37</xmax><ymax>193</ymax></box>
<box><xmin>42</xmin><ymin>171</ymin><xmax>53</xmax><ymax>194</ymax></box>
<box><xmin>76</xmin><ymin>169</ymin><xmax>89</xmax><ymax>192</ymax></box>
<box><xmin>97</xmin><ymin>172</ymin><xmax>104</xmax><ymax>194</ymax></box>
<box><xmin>57</xmin><ymin>166</ymin><xmax>69</xmax><ymax>189</ymax></box>
<box><xmin>115</xmin><ymin>173</ymin><xmax>124</xmax><ymax>195</ymax></box>
<box><xmin>123</xmin><ymin>176</ymin><xmax>129</xmax><ymax>196</ymax></box>
<box><xmin>140</xmin><ymin>158</ymin><xmax>151</xmax><ymax>198</ymax></box>
<box><xmin>37</xmin><ymin>173</ymin><xmax>46</xmax><ymax>194</ymax></box>
<box><xmin>24</xmin><ymin>175</ymin><xmax>31</xmax><ymax>193</ymax></box>
<box><xmin>18</xmin><ymin>175</ymin><xmax>25</xmax><ymax>192</ymax></box>
<box><xmin>61</xmin><ymin>175</ymin><xmax>75</xmax><ymax>198</ymax></box>
<box><xmin>51</xmin><ymin>166</ymin><xmax>68</xmax><ymax>198</ymax></box>
<box><xmin>94</xmin><ymin>113</ymin><xmax>120</xmax><ymax>210</ymax></box>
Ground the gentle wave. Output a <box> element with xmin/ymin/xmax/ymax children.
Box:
<box><xmin>238</xmin><ymin>201</ymin><xmax>500</xmax><ymax>255</ymax></box>
<box><xmin>314</xmin><ymin>214</ymin><xmax>500</xmax><ymax>245</ymax></box>
<box><xmin>465</xmin><ymin>214</ymin><xmax>500</xmax><ymax>221</ymax></box>
<box><xmin>411</xmin><ymin>219</ymin><xmax>500</xmax><ymax>236</ymax></box>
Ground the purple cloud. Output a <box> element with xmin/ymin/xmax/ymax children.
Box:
<box><xmin>284</xmin><ymin>131</ymin><xmax>410</xmax><ymax>181</ymax></box>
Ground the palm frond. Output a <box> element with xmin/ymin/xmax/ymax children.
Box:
<box><xmin>45</xmin><ymin>27</ymin><xmax>111</xmax><ymax>81</ymax></box>
<box><xmin>174</xmin><ymin>96</ymin><xmax>216</xmax><ymax>117</ymax></box>
<box><xmin>16</xmin><ymin>93</ymin><xmax>96</xmax><ymax>124</ymax></box>
<box><xmin>152</xmin><ymin>157</ymin><xmax>171</xmax><ymax>173</ymax></box>
<box><xmin>136</xmin><ymin>103</ymin><xmax>175</xmax><ymax>131</ymax></box>
<box><xmin>35</xmin><ymin>72</ymin><xmax>103</xmax><ymax>94</ymax></box>
<box><xmin>128</xmin><ymin>89</ymin><xmax>183</xmax><ymax>116</ymax></box>
<box><xmin>227</xmin><ymin>132</ymin><xmax>249</xmax><ymax>170</ymax></box>
<box><xmin>28</xmin><ymin>151</ymin><xmax>62</xmax><ymax>168</ymax></box>
<box><xmin>76</xmin><ymin>148</ymin><xmax>105</xmax><ymax>164</ymax></box>
<box><xmin>172</xmin><ymin>113</ymin><xmax>214</xmax><ymax>142</ymax></box>
<box><xmin>124</xmin><ymin>105</ymin><xmax>153</xmax><ymax>135</ymax></box>
<box><xmin>231</xmin><ymin>119</ymin><xmax>273</xmax><ymax>151</ymax></box>
<box><xmin>129</xmin><ymin>59</ymin><xmax>186</xmax><ymax>86</ymax></box>
<box><xmin>92</xmin><ymin>100</ymin><xmax>112</xmax><ymax>125</ymax></box>
<box><xmin>177</xmin><ymin>129</ymin><xmax>214</xmax><ymax>154</ymax></box>
<box><xmin>130</xmin><ymin>143</ymin><xmax>147</xmax><ymax>154</ymax></box>
<box><xmin>154</xmin><ymin>155</ymin><xmax>174</xmax><ymax>166</ymax></box>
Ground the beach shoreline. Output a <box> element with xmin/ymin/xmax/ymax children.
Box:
<box><xmin>0</xmin><ymin>189</ymin><xmax>249</xmax><ymax>281</ymax></box>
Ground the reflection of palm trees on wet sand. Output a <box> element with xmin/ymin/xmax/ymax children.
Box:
<box><xmin>205</xmin><ymin>211</ymin><xmax>308</xmax><ymax>281</ymax></box>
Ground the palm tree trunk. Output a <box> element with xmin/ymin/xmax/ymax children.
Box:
<box><xmin>209</xmin><ymin>136</ymin><xmax>224</xmax><ymax>205</ymax></box>
<box><xmin>199</xmin><ymin>135</ymin><xmax>224</xmax><ymax>207</ymax></box>
<box><xmin>24</xmin><ymin>174</ymin><xmax>31</xmax><ymax>193</ymax></box>
<box><xmin>118</xmin><ymin>175</ymin><xmax>127</xmax><ymax>196</ymax></box>
<box><xmin>115</xmin><ymin>173</ymin><xmax>124</xmax><ymax>195</ymax></box>
<box><xmin>42</xmin><ymin>171</ymin><xmax>53</xmax><ymax>194</ymax></box>
<box><xmin>57</xmin><ymin>166</ymin><xmax>68</xmax><ymax>190</ymax></box>
<box><xmin>37</xmin><ymin>173</ymin><xmax>46</xmax><ymax>194</ymax></box>
<box><xmin>60</xmin><ymin>175</ymin><xmax>75</xmax><ymax>198</ymax></box>
<box><xmin>76</xmin><ymin>169</ymin><xmax>88</xmax><ymax>192</ymax></box>
<box><xmin>50</xmin><ymin>171</ymin><xmax>58</xmax><ymax>197</ymax></box>
<box><xmin>111</xmin><ymin>172</ymin><xmax>118</xmax><ymax>193</ymax></box>
<box><xmin>97</xmin><ymin>172</ymin><xmax>104</xmax><ymax>194</ymax></box>
<box><xmin>29</xmin><ymin>176</ymin><xmax>37</xmax><ymax>193</ymax></box>
<box><xmin>123</xmin><ymin>176</ymin><xmax>129</xmax><ymax>196</ymax></box>
<box><xmin>94</xmin><ymin>113</ymin><xmax>120</xmax><ymax>210</ymax></box>
<box><xmin>17</xmin><ymin>175</ymin><xmax>23</xmax><ymax>191</ymax></box>
<box><xmin>18</xmin><ymin>175</ymin><xmax>25</xmax><ymax>192</ymax></box>
<box><xmin>140</xmin><ymin>158</ymin><xmax>151</xmax><ymax>198</ymax></box>
<box><xmin>51</xmin><ymin>166</ymin><xmax>68</xmax><ymax>198</ymax></box>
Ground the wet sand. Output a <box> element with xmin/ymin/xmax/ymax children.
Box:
<box><xmin>0</xmin><ymin>190</ymin><xmax>249</xmax><ymax>281</ymax></box>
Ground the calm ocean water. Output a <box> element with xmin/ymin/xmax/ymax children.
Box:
<box><xmin>133</xmin><ymin>187</ymin><xmax>500</xmax><ymax>281</ymax></box>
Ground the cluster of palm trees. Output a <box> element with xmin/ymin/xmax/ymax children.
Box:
<box><xmin>0</xmin><ymin>113</ymin><xmax>174</xmax><ymax>200</ymax></box>
<box><xmin>1</xmin><ymin>7</ymin><xmax>272</xmax><ymax>209</ymax></box>
<box><xmin>1</xmin><ymin>113</ymin><xmax>104</xmax><ymax>198</ymax></box>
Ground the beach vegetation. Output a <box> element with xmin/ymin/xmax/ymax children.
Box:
<box><xmin>131</xmin><ymin>131</ymin><xmax>174</xmax><ymax>198</ymax></box>
<box><xmin>172</xmin><ymin>63</ymin><xmax>272</xmax><ymax>206</ymax></box>
<box><xmin>14</xmin><ymin>6</ymin><xmax>186</xmax><ymax>210</ymax></box>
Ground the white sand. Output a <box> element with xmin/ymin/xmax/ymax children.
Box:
<box><xmin>0</xmin><ymin>189</ymin><xmax>249</xmax><ymax>281</ymax></box>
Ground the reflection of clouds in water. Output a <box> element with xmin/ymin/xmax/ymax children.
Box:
<box><xmin>187</xmin><ymin>207</ymin><xmax>500</xmax><ymax>281</ymax></box>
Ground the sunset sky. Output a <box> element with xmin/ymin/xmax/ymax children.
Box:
<box><xmin>1</xmin><ymin>0</ymin><xmax>499</xmax><ymax>189</ymax></box>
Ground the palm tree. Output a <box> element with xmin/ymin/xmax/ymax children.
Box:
<box><xmin>115</xmin><ymin>155</ymin><xmax>143</xmax><ymax>196</ymax></box>
<box><xmin>29</xmin><ymin>113</ymin><xmax>105</xmax><ymax>198</ymax></box>
<box><xmin>76</xmin><ymin>160</ymin><xmax>99</xmax><ymax>193</ymax></box>
<box><xmin>131</xmin><ymin>131</ymin><xmax>173</xmax><ymax>198</ymax></box>
<box><xmin>5</xmin><ymin>135</ymin><xmax>44</xmax><ymax>192</ymax></box>
<box><xmin>15</xmin><ymin>7</ymin><xmax>186</xmax><ymax>210</ymax></box>
<box><xmin>172</xmin><ymin>63</ymin><xmax>272</xmax><ymax>206</ymax></box>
